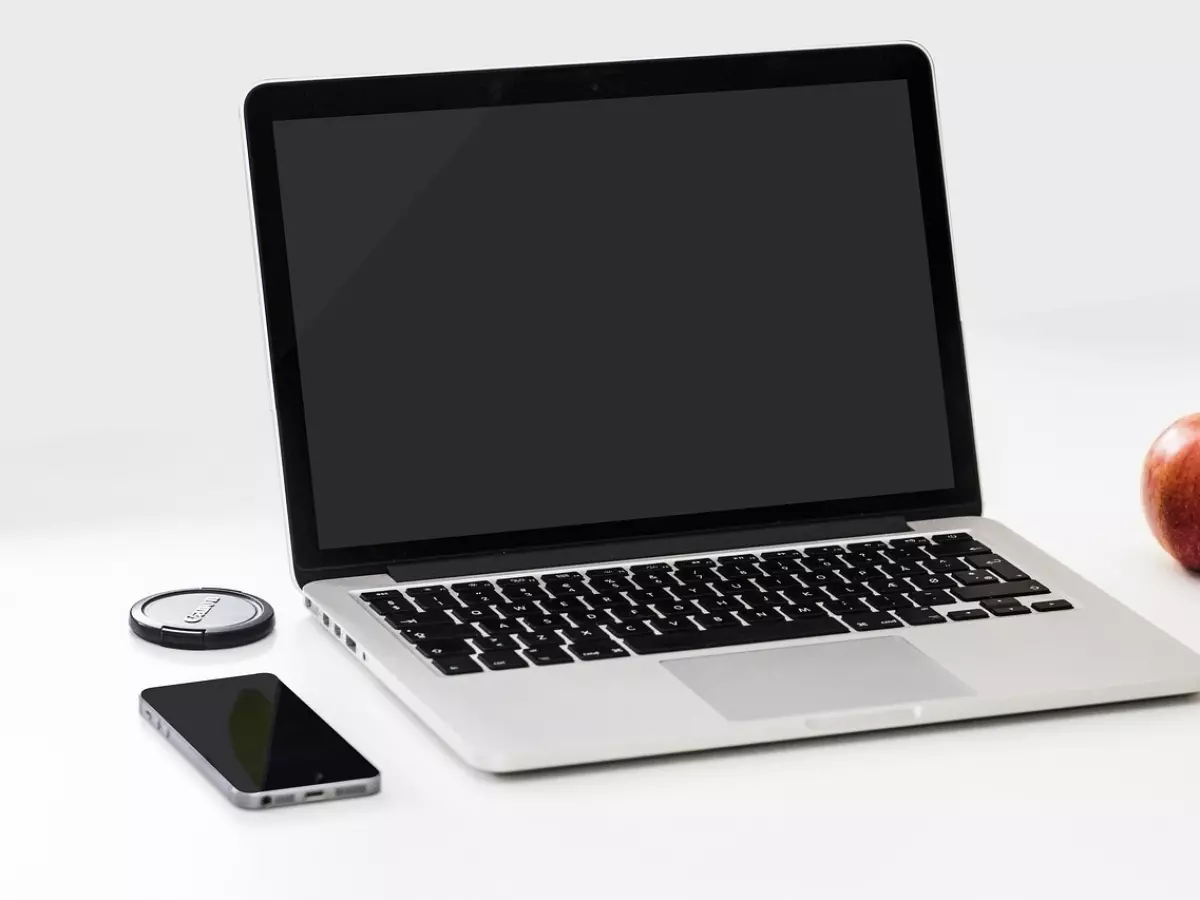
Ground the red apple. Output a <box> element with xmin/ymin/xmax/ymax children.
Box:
<box><xmin>1143</xmin><ymin>413</ymin><xmax>1200</xmax><ymax>571</ymax></box>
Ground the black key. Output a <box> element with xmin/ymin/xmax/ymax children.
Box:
<box><xmin>676</xmin><ymin>568</ymin><xmax>722</xmax><ymax>583</ymax></box>
<box><xmin>799</xmin><ymin>570</ymin><xmax>839</xmax><ymax>586</ymax></box>
<box><xmin>570</xmin><ymin>640</ymin><xmax>630</xmax><ymax>661</ymax></box>
<box><xmin>542</xmin><ymin>571</ymin><xmax>584</xmax><ymax>582</ymax></box>
<box><xmin>844</xmin><ymin>540</ymin><xmax>887</xmax><ymax>551</ymax></box>
<box><xmin>497</xmin><ymin>576</ymin><xmax>540</xmax><ymax>587</ymax></box>
<box><xmin>840</xmin><ymin>566</ymin><xmax>883</xmax><ymax>582</ymax></box>
<box><xmin>947</xmin><ymin>608</ymin><xmax>989</xmax><ymax>621</ymax></box>
<box><xmin>631</xmin><ymin>562</ymin><xmax>672</xmax><ymax>572</ymax></box>
<box><xmin>412</xmin><ymin>594</ymin><xmax>465</xmax><ymax>612</ymax></box>
<box><xmin>451</xmin><ymin>580</ymin><xmax>494</xmax><ymax>595</ymax></box>
<box><xmin>433</xmin><ymin>656</ymin><xmax>482</xmax><ymax>676</ymax></box>
<box><xmin>879</xmin><ymin>562</ymin><xmax>924</xmax><ymax>578</ymax></box>
<box><xmin>546</xmin><ymin>581</ymin><xmax>595</xmax><ymax>597</ymax></box>
<box><xmin>920</xmin><ymin>558</ymin><xmax>969</xmax><ymax>574</ymax></box>
<box><xmin>714</xmin><ymin>577</ymin><xmax>757</xmax><ymax>594</ymax></box>
<box><xmin>372</xmin><ymin>598</ymin><xmax>420</xmax><ymax>619</ymax></box>
<box><xmin>361</xmin><ymin>589</ymin><xmax>405</xmax><ymax>603</ymax></box>
<box><xmin>803</xmin><ymin>545</ymin><xmax>843</xmax><ymax>557</ymax></box>
<box><xmin>717</xmin><ymin>554</ymin><xmax>760</xmax><ymax>564</ymax></box>
<box><xmin>625</xmin><ymin>588</ymin><xmax>673</xmax><ymax>603</ymax></box>
<box><xmin>928</xmin><ymin>541</ymin><xmax>991</xmax><ymax>558</ymax></box>
<box><xmin>840</xmin><ymin>552</ymin><xmax>887</xmax><ymax>568</ymax></box>
<box><xmin>931</xmin><ymin>532</ymin><xmax>972</xmax><ymax>544</ymax></box>
<box><xmin>479</xmin><ymin>619</ymin><xmax>528</xmax><ymax>636</ymax></box>
<box><xmin>759</xmin><ymin>558</ymin><xmax>804</xmax><ymax>574</ymax></box>
<box><xmin>782</xmin><ymin>587</ymin><xmax>824</xmax><ymax>604</ymax></box>
<box><xmin>543</xmin><ymin>597</ymin><xmax>591</xmax><ymax>613</ymax></box>
<box><xmin>591</xmin><ymin>592</ymin><xmax>635</xmax><ymax>608</ymax></box>
<box><xmin>415</xmin><ymin>638</ymin><xmax>474</xmax><ymax>658</ymax></box>
<box><xmin>653</xmin><ymin>600</ymin><xmax>700</xmax><ymax>617</ymax></box>
<box><xmin>479</xmin><ymin>650</ymin><xmax>529</xmax><ymax>670</ymax></box>
<box><xmin>589</xmin><ymin>576</ymin><xmax>636</xmax><ymax>594</ymax></box>
<box><xmin>716</xmin><ymin>564</ymin><xmax>760</xmax><ymax>578</ymax></box>
<box><xmin>609</xmin><ymin>620</ymin><xmax>654</xmax><ymax>638</ymax></box>
<box><xmin>909</xmin><ymin>590</ymin><xmax>957</xmax><ymax>607</ymax></box>
<box><xmin>520</xmin><ymin>629</ymin><xmax>566</xmax><ymax>647</ymax></box>
<box><xmin>735</xmin><ymin>591</ymin><xmax>777</xmax><ymax>609</ymax></box>
<box><xmin>624</xmin><ymin>617</ymin><xmax>849</xmax><ymax>655</ymax></box>
<box><xmin>752</xmin><ymin>575</ymin><xmax>794</xmax><ymax>591</ymax></box>
<box><xmin>496</xmin><ymin>600</ymin><xmax>540</xmax><ymax>618</ymax></box>
<box><xmin>654</xmin><ymin>616</ymin><xmax>698</xmax><ymax>633</ymax></box>
<box><xmin>524</xmin><ymin>645</ymin><xmax>574</xmax><ymax>666</ymax></box>
<box><xmin>633</xmin><ymin>572</ymin><xmax>679</xmax><ymax>589</ymax></box>
<box><xmin>501</xmin><ymin>584</ymin><xmax>551</xmax><ymax>601</ymax></box>
<box><xmin>520</xmin><ymin>614</ymin><xmax>566</xmax><ymax>631</ymax></box>
<box><xmin>907</xmin><ymin>574</ymin><xmax>956</xmax><ymax>591</ymax></box>
<box><xmin>566</xmin><ymin>609</ymin><xmax>611</xmax><ymax>628</ymax></box>
<box><xmin>951</xmin><ymin>580</ymin><xmax>1050</xmax><ymax>602</ymax></box>
<box><xmin>761</xmin><ymin>549</ymin><xmax>802</xmax><ymax>559</ymax></box>
<box><xmin>885</xmin><ymin>546</ymin><xmax>932</xmax><ymax>561</ymax></box>
<box><xmin>844</xmin><ymin>612</ymin><xmax>904</xmax><ymax>631</ymax></box>
<box><xmin>458</xmin><ymin>605</ymin><xmax>498</xmax><ymax>621</ymax></box>
<box><xmin>1031</xmin><ymin>599</ymin><xmax>1073</xmax><ymax>613</ymax></box>
<box><xmin>895</xmin><ymin>607</ymin><xmax>946</xmax><ymax>626</ymax></box>
<box><xmin>384</xmin><ymin>609</ymin><xmax>454</xmax><ymax>628</ymax></box>
<box><xmin>867</xmin><ymin>595</ymin><xmax>914</xmax><ymax>612</ymax></box>
<box><xmin>608</xmin><ymin>606</ymin><xmax>650</xmax><ymax>624</ymax></box>
<box><xmin>822</xmin><ymin>598</ymin><xmax>870</xmax><ymax>615</ymax></box>
<box><xmin>784</xmin><ymin>601</ymin><xmax>827</xmax><ymax>618</ymax></box>
<box><xmin>407</xmin><ymin>584</ymin><xmax>453</xmax><ymax>596</ymax></box>
<box><xmin>675</xmin><ymin>557</ymin><xmax>717</xmax><ymax>567</ymax></box>
<box><xmin>563</xmin><ymin>625</ymin><xmax>609</xmax><ymax>643</ymax></box>
<box><xmin>697</xmin><ymin>597</ymin><xmax>742</xmax><ymax>614</ymax></box>
<box><xmin>953</xmin><ymin>570</ymin><xmax>1000</xmax><ymax>587</ymax></box>
<box><xmin>671</xmin><ymin>584</ymin><xmax>719</xmax><ymax>600</ymax></box>
<box><xmin>864</xmin><ymin>578</ymin><xmax>908</xmax><ymax>595</ymax></box>
<box><xmin>888</xmin><ymin>536</ymin><xmax>930</xmax><ymax>547</ymax></box>
<box><xmin>823</xmin><ymin>581</ymin><xmax>862</xmax><ymax>598</ymax></box>
<box><xmin>800</xmin><ymin>557</ymin><xmax>837</xmax><ymax>572</ymax></box>
<box><xmin>987</xmin><ymin>603</ymin><xmax>1032</xmax><ymax>617</ymax></box>
<box><xmin>693</xmin><ymin>613</ymin><xmax>740</xmax><ymax>630</ymax></box>
<box><xmin>742</xmin><ymin>608</ymin><xmax>785</xmax><ymax>625</ymax></box>
<box><xmin>585</xmin><ymin>567</ymin><xmax>628</xmax><ymax>577</ymax></box>
<box><xmin>396</xmin><ymin>623</ymin><xmax>478</xmax><ymax>643</ymax></box>
<box><xmin>473</xmin><ymin>635</ymin><xmax>519</xmax><ymax>652</ymax></box>
<box><xmin>966</xmin><ymin>554</ymin><xmax>1030</xmax><ymax>582</ymax></box>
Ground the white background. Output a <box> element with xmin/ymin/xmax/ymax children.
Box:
<box><xmin>4</xmin><ymin>2</ymin><xmax>1200</xmax><ymax>898</ymax></box>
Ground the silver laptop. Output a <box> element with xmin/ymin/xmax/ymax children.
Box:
<box><xmin>244</xmin><ymin>44</ymin><xmax>1200</xmax><ymax>772</ymax></box>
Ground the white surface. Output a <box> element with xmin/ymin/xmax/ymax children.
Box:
<box><xmin>4</xmin><ymin>2</ymin><xmax>1200</xmax><ymax>898</ymax></box>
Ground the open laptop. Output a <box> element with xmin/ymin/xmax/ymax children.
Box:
<box><xmin>244</xmin><ymin>44</ymin><xmax>1200</xmax><ymax>772</ymax></box>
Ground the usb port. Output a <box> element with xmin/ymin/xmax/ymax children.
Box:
<box><xmin>345</xmin><ymin>635</ymin><xmax>357</xmax><ymax>652</ymax></box>
<box><xmin>333</xmin><ymin>623</ymin><xmax>342</xmax><ymax>638</ymax></box>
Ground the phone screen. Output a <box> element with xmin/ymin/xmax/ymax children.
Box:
<box><xmin>142</xmin><ymin>673</ymin><xmax>378</xmax><ymax>792</ymax></box>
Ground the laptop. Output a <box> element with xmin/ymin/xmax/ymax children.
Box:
<box><xmin>243</xmin><ymin>44</ymin><xmax>1200</xmax><ymax>772</ymax></box>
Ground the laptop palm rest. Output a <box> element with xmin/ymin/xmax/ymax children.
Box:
<box><xmin>662</xmin><ymin>637</ymin><xmax>974</xmax><ymax>723</ymax></box>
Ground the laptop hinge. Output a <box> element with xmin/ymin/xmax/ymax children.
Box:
<box><xmin>384</xmin><ymin>515</ymin><xmax>912</xmax><ymax>583</ymax></box>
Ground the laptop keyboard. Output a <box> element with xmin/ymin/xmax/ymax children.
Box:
<box><xmin>356</xmin><ymin>532</ymin><xmax>1073</xmax><ymax>675</ymax></box>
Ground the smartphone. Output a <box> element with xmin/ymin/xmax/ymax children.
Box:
<box><xmin>140</xmin><ymin>673</ymin><xmax>380</xmax><ymax>809</ymax></box>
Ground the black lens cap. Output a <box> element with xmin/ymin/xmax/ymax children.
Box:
<box><xmin>129</xmin><ymin>588</ymin><xmax>275</xmax><ymax>650</ymax></box>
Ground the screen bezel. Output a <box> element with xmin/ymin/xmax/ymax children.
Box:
<box><xmin>244</xmin><ymin>44</ymin><xmax>981</xmax><ymax>584</ymax></box>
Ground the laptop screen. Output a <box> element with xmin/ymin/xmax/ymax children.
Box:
<box><xmin>272</xmin><ymin>78</ymin><xmax>955</xmax><ymax>551</ymax></box>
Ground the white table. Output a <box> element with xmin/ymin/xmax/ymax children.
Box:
<box><xmin>5</xmin><ymin>296</ymin><xmax>1200</xmax><ymax>899</ymax></box>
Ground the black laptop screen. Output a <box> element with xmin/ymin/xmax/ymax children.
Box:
<box><xmin>272</xmin><ymin>79</ymin><xmax>955</xmax><ymax>551</ymax></box>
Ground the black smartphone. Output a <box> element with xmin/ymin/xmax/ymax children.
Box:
<box><xmin>140</xmin><ymin>673</ymin><xmax>380</xmax><ymax>809</ymax></box>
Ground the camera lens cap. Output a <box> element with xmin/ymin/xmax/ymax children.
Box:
<box><xmin>129</xmin><ymin>588</ymin><xmax>275</xmax><ymax>650</ymax></box>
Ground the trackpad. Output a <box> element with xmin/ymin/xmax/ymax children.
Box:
<box><xmin>662</xmin><ymin>637</ymin><xmax>973</xmax><ymax>722</ymax></box>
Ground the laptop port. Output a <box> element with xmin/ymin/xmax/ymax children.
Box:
<box><xmin>345</xmin><ymin>635</ymin><xmax>357</xmax><ymax>653</ymax></box>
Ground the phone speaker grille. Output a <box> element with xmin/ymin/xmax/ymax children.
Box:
<box><xmin>335</xmin><ymin>784</ymin><xmax>368</xmax><ymax>798</ymax></box>
<box><xmin>274</xmin><ymin>794</ymin><xmax>296</xmax><ymax>805</ymax></box>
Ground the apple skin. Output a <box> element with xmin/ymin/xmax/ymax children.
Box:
<box><xmin>1143</xmin><ymin>413</ymin><xmax>1200</xmax><ymax>571</ymax></box>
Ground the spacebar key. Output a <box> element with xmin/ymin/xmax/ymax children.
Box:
<box><xmin>624</xmin><ymin>617</ymin><xmax>849</xmax><ymax>655</ymax></box>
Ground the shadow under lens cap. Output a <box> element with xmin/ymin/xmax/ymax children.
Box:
<box><xmin>129</xmin><ymin>588</ymin><xmax>275</xmax><ymax>650</ymax></box>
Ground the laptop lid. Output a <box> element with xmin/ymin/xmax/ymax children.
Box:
<box><xmin>244</xmin><ymin>44</ymin><xmax>980</xmax><ymax>585</ymax></box>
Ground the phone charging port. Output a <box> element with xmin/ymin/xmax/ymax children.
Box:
<box><xmin>304</xmin><ymin>790</ymin><xmax>324</xmax><ymax>800</ymax></box>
